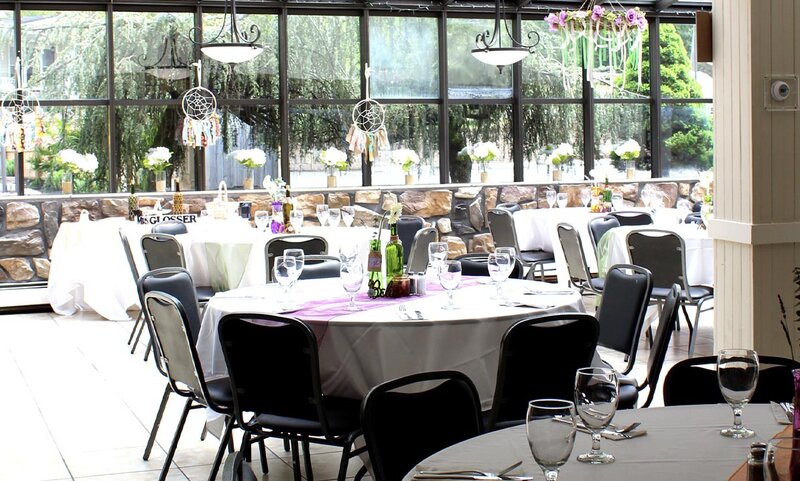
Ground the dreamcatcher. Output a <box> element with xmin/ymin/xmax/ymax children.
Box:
<box><xmin>0</xmin><ymin>57</ymin><xmax>46</xmax><ymax>152</ymax></box>
<box><xmin>181</xmin><ymin>60</ymin><xmax>221</xmax><ymax>148</ymax></box>
<box><xmin>346</xmin><ymin>63</ymin><xmax>389</xmax><ymax>163</ymax></box>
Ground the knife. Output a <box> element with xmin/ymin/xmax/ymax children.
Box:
<box><xmin>412</xmin><ymin>475</ymin><xmax>532</xmax><ymax>481</ymax></box>
<box><xmin>771</xmin><ymin>401</ymin><xmax>792</xmax><ymax>425</ymax></box>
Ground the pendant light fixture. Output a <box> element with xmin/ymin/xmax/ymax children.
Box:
<box><xmin>194</xmin><ymin>0</ymin><xmax>263</xmax><ymax>64</ymax></box>
<box><xmin>138</xmin><ymin>29</ymin><xmax>191</xmax><ymax>81</ymax></box>
<box><xmin>471</xmin><ymin>0</ymin><xmax>539</xmax><ymax>74</ymax></box>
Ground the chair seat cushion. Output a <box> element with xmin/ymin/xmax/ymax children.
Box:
<box><xmin>617</xmin><ymin>382</ymin><xmax>639</xmax><ymax>410</ymax></box>
<box><xmin>253</xmin><ymin>396</ymin><xmax>361</xmax><ymax>436</ymax></box>
<box><xmin>590</xmin><ymin>277</ymin><xmax>605</xmax><ymax>290</ymax></box>
<box><xmin>206</xmin><ymin>378</ymin><xmax>234</xmax><ymax>413</ymax></box>
<box><xmin>195</xmin><ymin>286</ymin><xmax>216</xmax><ymax>303</ymax></box>
<box><xmin>520</xmin><ymin>250</ymin><xmax>555</xmax><ymax>263</ymax></box>
<box><xmin>651</xmin><ymin>285</ymin><xmax>713</xmax><ymax>300</ymax></box>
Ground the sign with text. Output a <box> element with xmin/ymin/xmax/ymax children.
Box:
<box><xmin>137</xmin><ymin>213</ymin><xmax>198</xmax><ymax>225</ymax></box>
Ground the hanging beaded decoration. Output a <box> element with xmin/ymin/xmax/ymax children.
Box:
<box><xmin>0</xmin><ymin>57</ymin><xmax>46</xmax><ymax>152</ymax></box>
<box><xmin>181</xmin><ymin>60</ymin><xmax>221</xmax><ymax>148</ymax></box>
<box><xmin>346</xmin><ymin>63</ymin><xmax>389</xmax><ymax>163</ymax></box>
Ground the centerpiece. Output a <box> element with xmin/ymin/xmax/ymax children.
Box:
<box><xmin>546</xmin><ymin>143</ymin><xmax>575</xmax><ymax>182</ymax></box>
<box><xmin>57</xmin><ymin>149</ymin><xmax>98</xmax><ymax>194</ymax></box>
<box><xmin>392</xmin><ymin>149</ymin><xmax>420</xmax><ymax>185</ymax></box>
<box><xmin>588</xmin><ymin>159</ymin><xmax>620</xmax><ymax>212</ymax></box>
<box><xmin>231</xmin><ymin>148</ymin><xmax>266</xmax><ymax>190</ymax></box>
<box><xmin>143</xmin><ymin>147</ymin><xmax>172</xmax><ymax>192</ymax></box>
<box><xmin>319</xmin><ymin>147</ymin><xmax>349</xmax><ymax>188</ymax></box>
<box><xmin>614</xmin><ymin>139</ymin><xmax>641</xmax><ymax>179</ymax></box>
<box><xmin>263</xmin><ymin>175</ymin><xmax>287</xmax><ymax>233</ymax></box>
<box><xmin>469</xmin><ymin>141</ymin><xmax>500</xmax><ymax>183</ymax></box>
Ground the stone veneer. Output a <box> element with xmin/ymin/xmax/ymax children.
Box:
<box><xmin>0</xmin><ymin>179</ymin><xmax>710</xmax><ymax>285</ymax></box>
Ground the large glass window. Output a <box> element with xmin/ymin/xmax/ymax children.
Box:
<box><xmin>521</xmin><ymin>20</ymin><xmax>582</xmax><ymax>99</ymax></box>
<box><xmin>592</xmin><ymin>25</ymin><xmax>650</xmax><ymax>100</ymax></box>
<box><xmin>372</xmin><ymin>104</ymin><xmax>439</xmax><ymax>185</ymax></box>
<box><xmin>522</xmin><ymin>104</ymin><xmax>583</xmax><ymax>182</ymax></box>
<box><xmin>447</xmin><ymin>18</ymin><xmax>512</xmax><ymax>99</ymax></box>
<box><xmin>594</xmin><ymin>103</ymin><xmax>651</xmax><ymax>177</ymax></box>
<box><xmin>661</xmin><ymin>23</ymin><xmax>712</xmax><ymax>99</ymax></box>
<box><xmin>369</xmin><ymin>16</ymin><xmax>439</xmax><ymax>99</ymax></box>
<box><xmin>661</xmin><ymin>103</ymin><xmax>712</xmax><ymax>177</ymax></box>
<box><xmin>448</xmin><ymin>104</ymin><xmax>512</xmax><ymax>184</ymax></box>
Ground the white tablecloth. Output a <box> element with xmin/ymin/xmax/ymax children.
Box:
<box><xmin>598</xmin><ymin>224</ymin><xmax>714</xmax><ymax>286</ymax></box>
<box><xmin>196</xmin><ymin>278</ymin><xmax>585</xmax><ymax>409</ymax></box>
<box><xmin>405</xmin><ymin>404</ymin><xmax>782</xmax><ymax>481</ymax></box>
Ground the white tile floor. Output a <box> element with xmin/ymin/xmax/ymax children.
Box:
<box><xmin>0</xmin><ymin>305</ymin><xmax>714</xmax><ymax>481</ymax></box>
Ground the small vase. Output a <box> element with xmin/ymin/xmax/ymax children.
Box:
<box><xmin>480</xmin><ymin>171</ymin><xmax>489</xmax><ymax>183</ymax></box>
<box><xmin>61</xmin><ymin>171</ymin><xmax>73</xmax><ymax>195</ymax></box>
<box><xmin>243</xmin><ymin>169</ymin><xmax>254</xmax><ymax>190</ymax></box>
<box><xmin>626</xmin><ymin>160</ymin><xmax>636</xmax><ymax>180</ymax></box>
<box><xmin>405</xmin><ymin>174</ymin><xmax>414</xmax><ymax>185</ymax></box>
<box><xmin>155</xmin><ymin>171</ymin><xmax>166</xmax><ymax>192</ymax></box>
<box><xmin>552</xmin><ymin>168</ymin><xmax>562</xmax><ymax>182</ymax></box>
<box><xmin>327</xmin><ymin>175</ymin><xmax>337</xmax><ymax>188</ymax></box>
<box><xmin>271</xmin><ymin>201</ymin><xmax>284</xmax><ymax>233</ymax></box>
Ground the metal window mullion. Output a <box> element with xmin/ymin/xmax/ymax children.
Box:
<box><xmin>13</xmin><ymin>2</ymin><xmax>22</xmax><ymax>195</ymax></box>
<box><xmin>107</xmin><ymin>4</ymin><xmax>117</xmax><ymax>192</ymax></box>
<box><xmin>512</xmin><ymin>11</ymin><xmax>523</xmax><ymax>182</ymax></box>
<box><xmin>438</xmin><ymin>9</ymin><xmax>449</xmax><ymax>184</ymax></box>
<box><xmin>279</xmin><ymin>7</ymin><xmax>289</xmax><ymax>185</ymax></box>
<box><xmin>194</xmin><ymin>6</ymin><xmax>205</xmax><ymax>190</ymax></box>
<box><xmin>360</xmin><ymin>9</ymin><xmax>371</xmax><ymax>187</ymax></box>
<box><xmin>650</xmin><ymin>18</ymin><xmax>661</xmax><ymax>177</ymax></box>
<box><xmin>582</xmin><ymin>66</ymin><xmax>594</xmax><ymax>178</ymax></box>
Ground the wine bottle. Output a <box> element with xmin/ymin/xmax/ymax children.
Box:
<box><xmin>385</xmin><ymin>222</ymin><xmax>403</xmax><ymax>281</ymax></box>
<box><xmin>367</xmin><ymin>237</ymin><xmax>384</xmax><ymax>298</ymax></box>
<box><xmin>172</xmin><ymin>178</ymin><xmax>184</xmax><ymax>215</ymax></box>
<box><xmin>283</xmin><ymin>185</ymin><xmax>295</xmax><ymax>233</ymax></box>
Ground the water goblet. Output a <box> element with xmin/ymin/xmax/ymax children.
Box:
<box><xmin>273</xmin><ymin>256</ymin><xmax>296</xmax><ymax>301</ymax></box>
<box><xmin>546</xmin><ymin>190</ymin><xmax>557</xmax><ymax>209</ymax></box>
<box><xmin>611</xmin><ymin>193</ymin><xmax>624</xmax><ymax>211</ymax></box>
<box><xmin>428</xmin><ymin>242</ymin><xmax>448</xmax><ymax>274</ymax></box>
<box><xmin>527</xmin><ymin>399</ymin><xmax>577</xmax><ymax>481</ymax></box>
<box><xmin>640</xmin><ymin>188</ymin><xmax>653</xmax><ymax>208</ymax></box>
<box><xmin>556</xmin><ymin>193</ymin><xmax>569</xmax><ymax>209</ymax></box>
<box><xmin>254</xmin><ymin>210</ymin><xmax>269</xmax><ymax>232</ymax></box>
<box><xmin>339</xmin><ymin>242</ymin><xmax>361</xmax><ymax>266</ymax></box>
<box><xmin>290</xmin><ymin>210</ymin><xmax>304</xmax><ymax>232</ymax></box>
<box><xmin>580</xmin><ymin>188</ymin><xmax>591</xmax><ymax>208</ymax></box>
<box><xmin>316</xmin><ymin>204</ymin><xmax>330</xmax><ymax>226</ymax></box>
<box><xmin>487</xmin><ymin>253</ymin><xmax>512</xmax><ymax>303</ymax></box>
<box><xmin>718</xmin><ymin>348</ymin><xmax>759</xmax><ymax>438</ymax></box>
<box><xmin>340</xmin><ymin>261</ymin><xmax>364</xmax><ymax>311</ymax></box>
<box><xmin>495</xmin><ymin>246</ymin><xmax>517</xmax><ymax>266</ymax></box>
<box><xmin>283</xmin><ymin>248</ymin><xmax>305</xmax><ymax>286</ymax></box>
<box><xmin>574</xmin><ymin>367</ymin><xmax>618</xmax><ymax>464</ymax></box>
<box><xmin>341</xmin><ymin>206</ymin><xmax>355</xmax><ymax>227</ymax></box>
<box><xmin>328</xmin><ymin>208</ymin><xmax>341</xmax><ymax>227</ymax></box>
<box><xmin>438</xmin><ymin>260</ymin><xmax>462</xmax><ymax>310</ymax></box>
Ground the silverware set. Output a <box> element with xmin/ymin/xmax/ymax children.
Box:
<box><xmin>552</xmin><ymin>416</ymin><xmax>646</xmax><ymax>441</ymax></box>
<box><xmin>398</xmin><ymin>304</ymin><xmax>424</xmax><ymax>320</ymax></box>
<box><xmin>413</xmin><ymin>461</ymin><xmax>531</xmax><ymax>480</ymax></box>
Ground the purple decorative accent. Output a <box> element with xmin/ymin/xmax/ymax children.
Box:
<box><xmin>558</xmin><ymin>10</ymin><xmax>568</xmax><ymax>27</ymax></box>
<box><xmin>546</xmin><ymin>13</ymin><xmax>559</xmax><ymax>31</ymax></box>
<box><xmin>591</xmin><ymin>5</ymin><xmax>605</xmax><ymax>21</ymax></box>
<box><xmin>626</xmin><ymin>9</ymin><xmax>638</xmax><ymax>25</ymax></box>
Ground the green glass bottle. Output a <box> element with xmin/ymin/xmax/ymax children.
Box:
<box><xmin>367</xmin><ymin>237</ymin><xmax>384</xmax><ymax>298</ymax></box>
<box><xmin>385</xmin><ymin>223</ymin><xmax>404</xmax><ymax>281</ymax></box>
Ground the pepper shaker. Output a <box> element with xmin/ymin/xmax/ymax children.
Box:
<box><xmin>747</xmin><ymin>442</ymin><xmax>766</xmax><ymax>481</ymax></box>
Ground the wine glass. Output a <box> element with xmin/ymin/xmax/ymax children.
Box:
<box><xmin>428</xmin><ymin>242</ymin><xmax>448</xmax><ymax>274</ymax></box>
<box><xmin>495</xmin><ymin>246</ymin><xmax>516</xmax><ymax>267</ymax></box>
<box><xmin>341</xmin><ymin>206</ymin><xmax>355</xmax><ymax>227</ymax></box>
<box><xmin>574</xmin><ymin>367</ymin><xmax>618</xmax><ymax>464</ymax></box>
<box><xmin>718</xmin><ymin>348</ymin><xmax>759</xmax><ymax>438</ymax></box>
<box><xmin>438</xmin><ymin>260</ymin><xmax>462</xmax><ymax>310</ymax></box>
<box><xmin>546</xmin><ymin>190</ymin><xmax>557</xmax><ymax>209</ymax></box>
<box><xmin>611</xmin><ymin>193</ymin><xmax>623</xmax><ymax>211</ymax></box>
<box><xmin>487</xmin><ymin>253</ymin><xmax>512</xmax><ymax>303</ymax></box>
<box><xmin>290</xmin><ymin>210</ymin><xmax>304</xmax><ymax>232</ymax></box>
<box><xmin>580</xmin><ymin>188</ymin><xmax>591</xmax><ymax>208</ymax></box>
<box><xmin>527</xmin><ymin>399</ymin><xmax>577</xmax><ymax>481</ymax></box>
<box><xmin>316</xmin><ymin>204</ymin><xmax>330</xmax><ymax>226</ymax></box>
<box><xmin>273</xmin><ymin>256</ymin><xmax>296</xmax><ymax>300</ymax></box>
<box><xmin>556</xmin><ymin>193</ymin><xmax>569</xmax><ymax>209</ymax></box>
<box><xmin>328</xmin><ymin>208</ymin><xmax>341</xmax><ymax>227</ymax></box>
<box><xmin>340</xmin><ymin>261</ymin><xmax>363</xmax><ymax>311</ymax></box>
<box><xmin>254</xmin><ymin>210</ymin><xmax>269</xmax><ymax>232</ymax></box>
<box><xmin>640</xmin><ymin>188</ymin><xmax>653</xmax><ymax>208</ymax></box>
<box><xmin>283</xmin><ymin>249</ymin><xmax>305</xmax><ymax>287</ymax></box>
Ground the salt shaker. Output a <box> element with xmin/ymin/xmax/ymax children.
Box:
<box><xmin>747</xmin><ymin>442</ymin><xmax>766</xmax><ymax>481</ymax></box>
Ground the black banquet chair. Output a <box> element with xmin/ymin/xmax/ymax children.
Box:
<box><xmin>609</xmin><ymin>211</ymin><xmax>653</xmax><ymax>226</ymax></box>
<box><xmin>396</xmin><ymin>215</ymin><xmax>424</xmax><ymax>265</ymax></box>
<box><xmin>119</xmin><ymin>228</ymin><xmax>146</xmax><ymax>353</ymax></box>
<box><xmin>218</xmin><ymin>313</ymin><xmax>364</xmax><ymax>481</ymax></box>
<box><xmin>140</xmin><ymin>233</ymin><xmax>215</xmax><ymax>302</ymax></box>
<box><xmin>299</xmin><ymin>254</ymin><xmax>341</xmax><ymax>280</ymax></box>
<box><xmin>406</xmin><ymin>226</ymin><xmax>438</xmax><ymax>275</ymax></box>
<box><xmin>361</xmin><ymin>371</ymin><xmax>483</xmax><ymax>481</ymax></box>
<box><xmin>587</xmin><ymin>215</ymin><xmax>620</xmax><ymax>261</ymax></box>
<box><xmin>487</xmin><ymin>208</ymin><xmax>554</xmax><ymax>280</ymax></box>
<box><xmin>455</xmin><ymin>253</ymin><xmax>524</xmax><ymax>279</ymax></box>
<box><xmin>556</xmin><ymin>222</ymin><xmax>604</xmax><ymax>297</ymax></box>
<box><xmin>486</xmin><ymin>313</ymin><xmax>599</xmax><ymax>430</ymax></box>
<box><xmin>264</xmin><ymin>235</ymin><xmax>327</xmax><ymax>282</ymax></box>
<box><xmin>663</xmin><ymin>355</ymin><xmax>800</xmax><ymax>406</ymax></box>
<box><xmin>152</xmin><ymin>220</ymin><xmax>188</xmax><ymax>235</ymax></box>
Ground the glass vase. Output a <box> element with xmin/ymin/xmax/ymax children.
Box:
<box><xmin>61</xmin><ymin>171</ymin><xmax>73</xmax><ymax>195</ymax></box>
<box><xmin>626</xmin><ymin>160</ymin><xmax>636</xmax><ymax>179</ymax></box>
<box><xmin>154</xmin><ymin>171</ymin><xmax>167</xmax><ymax>192</ymax></box>
<box><xmin>243</xmin><ymin>168</ymin><xmax>254</xmax><ymax>190</ymax></box>
<box><xmin>405</xmin><ymin>173</ymin><xmax>414</xmax><ymax>185</ymax></box>
<box><xmin>552</xmin><ymin>167</ymin><xmax>562</xmax><ymax>182</ymax></box>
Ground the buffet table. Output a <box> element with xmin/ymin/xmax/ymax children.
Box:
<box><xmin>196</xmin><ymin>277</ymin><xmax>585</xmax><ymax>408</ymax></box>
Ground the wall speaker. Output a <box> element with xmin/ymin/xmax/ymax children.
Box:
<box><xmin>696</xmin><ymin>11</ymin><xmax>712</xmax><ymax>63</ymax></box>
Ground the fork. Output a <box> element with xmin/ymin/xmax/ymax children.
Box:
<box><xmin>417</xmin><ymin>461</ymin><xmax>523</xmax><ymax>478</ymax></box>
<box><xmin>398</xmin><ymin>305</ymin><xmax>413</xmax><ymax>320</ymax></box>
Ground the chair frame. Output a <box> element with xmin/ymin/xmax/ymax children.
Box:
<box><xmin>587</xmin><ymin>215</ymin><xmax>621</xmax><ymax>261</ymax></box>
<box><xmin>455</xmin><ymin>253</ymin><xmax>524</xmax><ymax>279</ymax></box>
<box><xmin>300</xmin><ymin>254</ymin><xmax>341</xmax><ymax>280</ymax></box>
<box><xmin>397</xmin><ymin>215</ymin><xmax>425</xmax><ymax>265</ymax></box>
<box><xmin>609</xmin><ymin>210</ymin><xmax>654</xmax><ymax>227</ymax></box>
<box><xmin>488</xmin><ymin>208</ymin><xmax>553</xmax><ymax>281</ymax></box>
<box><xmin>141</xmin><ymin>232</ymin><xmax>187</xmax><ymax>271</ymax></box>
<box><xmin>556</xmin><ymin>222</ymin><xmax>603</xmax><ymax>297</ymax></box>
<box><xmin>264</xmin><ymin>235</ymin><xmax>328</xmax><ymax>282</ymax></box>
<box><xmin>152</xmin><ymin>220</ymin><xmax>189</xmax><ymax>235</ymax></box>
<box><xmin>406</xmin><ymin>226</ymin><xmax>438</xmax><ymax>275</ymax></box>
<box><xmin>119</xmin><ymin>228</ymin><xmax>147</xmax><ymax>353</ymax></box>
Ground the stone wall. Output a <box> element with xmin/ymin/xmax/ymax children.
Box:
<box><xmin>0</xmin><ymin>179</ymin><xmax>706</xmax><ymax>285</ymax></box>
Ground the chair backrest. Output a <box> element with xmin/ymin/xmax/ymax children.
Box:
<box><xmin>495</xmin><ymin>202</ymin><xmax>521</xmax><ymax>213</ymax></box>
<box><xmin>487</xmin><ymin>313</ymin><xmax>599</xmax><ymax>429</ymax></box>
<box><xmin>487</xmin><ymin>209</ymin><xmax>520</xmax><ymax>251</ymax></box>
<box><xmin>142</xmin><ymin>291</ymin><xmax>213</xmax><ymax>406</ymax></box>
<box><xmin>141</xmin><ymin>233</ymin><xmax>186</xmax><ymax>271</ymax></box>
<box><xmin>587</xmin><ymin>216</ymin><xmax>620</xmax><ymax>257</ymax></box>
<box><xmin>218</xmin><ymin>314</ymin><xmax>331</xmax><ymax>435</ymax></box>
<box><xmin>609</xmin><ymin>211</ymin><xmax>653</xmax><ymax>226</ymax></box>
<box><xmin>299</xmin><ymin>255</ymin><xmax>341</xmax><ymax>280</ymax></box>
<box><xmin>406</xmin><ymin>227</ymin><xmax>438</xmax><ymax>274</ymax></box>
<box><xmin>455</xmin><ymin>253</ymin><xmax>524</xmax><ymax>279</ymax></box>
<box><xmin>138</xmin><ymin>267</ymin><xmax>203</xmax><ymax>344</ymax></box>
<box><xmin>397</xmin><ymin>216</ymin><xmax>424</xmax><ymax>264</ymax></box>
<box><xmin>626</xmin><ymin>229</ymin><xmax>689</xmax><ymax>292</ymax></box>
<box><xmin>152</xmin><ymin>220</ymin><xmax>188</xmax><ymax>235</ymax></box>
<box><xmin>361</xmin><ymin>371</ymin><xmax>483</xmax><ymax>481</ymax></box>
<box><xmin>638</xmin><ymin>283</ymin><xmax>680</xmax><ymax>407</ymax></box>
<box><xmin>663</xmin><ymin>355</ymin><xmax>800</xmax><ymax>406</ymax></box>
<box><xmin>264</xmin><ymin>235</ymin><xmax>328</xmax><ymax>282</ymax></box>
<box><xmin>595</xmin><ymin>264</ymin><xmax>653</xmax><ymax>374</ymax></box>
<box><xmin>118</xmin><ymin>228</ymin><xmax>140</xmax><ymax>284</ymax></box>
<box><xmin>556</xmin><ymin>223</ymin><xmax>593</xmax><ymax>286</ymax></box>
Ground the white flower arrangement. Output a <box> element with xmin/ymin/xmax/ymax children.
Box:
<box><xmin>262</xmin><ymin>175</ymin><xmax>286</xmax><ymax>200</ymax></box>
<box><xmin>143</xmin><ymin>147</ymin><xmax>172</xmax><ymax>172</ymax></box>
<box><xmin>319</xmin><ymin>147</ymin><xmax>349</xmax><ymax>173</ymax></box>
<box><xmin>469</xmin><ymin>141</ymin><xmax>500</xmax><ymax>163</ymax></box>
<box><xmin>614</xmin><ymin>139</ymin><xmax>641</xmax><ymax>161</ymax></box>
<box><xmin>386</xmin><ymin>203</ymin><xmax>403</xmax><ymax>225</ymax></box>
<box><xmin>546</xmin><ymin>143</ymin><xmax>575</xmax><ymax>167</ymax></box>
<box><xmin>231</xmin><ymin>148</ymin><xmax>267</xmax><ymax>169</ymax></box>
<box><xmin>392</xmin><ymin>149</ymin><xmax>420</xmax><ymax>173</ymax></box>
<box><xmin>57</xmin><ymin>149</ymin><xmax>98</xmax><ymax>174</ymax></box>
<box><xmin>589</xmin><ymin>159</ymin><xmax>621</xmax><ymax>182</ymax></box>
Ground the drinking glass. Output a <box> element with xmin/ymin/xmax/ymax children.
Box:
<box><xmin>428</xmin><ymin>242</ymin><xmax>449</xmax><ymax>274</ymax></box>
<box><xmin>546</xmin><ymin>190</ymin><xmax>557</xmax><ymax>208</ymax></box>
<box><xmin>341</xmin><ymin>206</ymin><xmax>356</xmax><ymax>227</ymax></box>
<box><xmin>316</xmin><ymin>204</ymin><xmax>330</xmax><ymax>226</ymax></box>
<box><xmin>580</xmin><ymin>188</ymin><xmax>591</xmax><ymax>208</ymax></box>
<box><xmin>283</xmin><ymin>248</ymin><xmax>305</xmax><ymax>286</ymax></box>
<box><xmin>718</xmin><ymin>348</ymin><xmax>759</xmax><ymax>438</ymax></box>
<box><xmin>273</xmin><ymin>256</ymin><xmax>296</xmax><ymax>299</ymax></box>
<box><xmin>328</xmin><ymin>208</ymin><xmax>341</xmax><ymax>227</ymax></box>
<box><xmin>254</xmin><ymin>210</ymin><xmax>270</xmax><ymax>232</ymax></box>
<box><xmin>340</xmin><ymin>261</ymin><xmax>363</xmax><ymax>311</ymax></box>
<box><xmin>611</xmin><ymin>193</ymin><xmax>624</xmax><ymax>211</ymax></box>
<box><xmin>495</xmin><ymin>247</ymin><xmax>517</xmax><ymax>267</ymax></box>
<box><xmin>487</xmin><ymin>253</ymin><xmax>512</xmax><ymax>303</ymax></box>
<box><xmin>765</xmin><ymin>437</ymin><xmax>800</xmax><ymax>481</ymax></box>
<box><xmin>290</xmin><ymin>210</ymin><xmax>304</xmax><ymax>232</ymax></box>
<box><xmin>574</xmin><ymin>367</ymin><xmax>618</xmax><ymax>464</ymax></box>
<box><xmin>339</xmin><ymin>242</ymin><xmax>361</xmax><ymax>266</ymax></box>
<box><xmin>640</xmin><ymin>188</ymin><xmax>653</xmax><ymax>208</ymax></box>
<box><xmin>556</xmin><ymin>193</ymin><xmax>569</xmax><ymax>209</ymax></box>
<box><xmin>438</xmin><ymin>260</ymin><xmax>462</xmax><ymax>310</ymax></box>
<box><xmin>527</xmin><ymin>399</ymin><xmax>577</xmax><ymax>481</ymax></box>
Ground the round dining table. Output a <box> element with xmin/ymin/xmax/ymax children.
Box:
<box><xmin>404</xmin><ymin>403</ymin><xmax>782</xmax><ymax>481</ymax></box>
<box><xmin>196</xmin><ymin>277</ymin><xmax>585</xmax><ymax>409</ymax></box>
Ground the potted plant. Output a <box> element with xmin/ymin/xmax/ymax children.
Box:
<box><xmin>615</xmin><ymin>139</ymin><xmax>641</xmax><ymax>179</ymax></box>
<box><xmin>393</xmin><ymin>149</ymin><xmax>420</xmax><ymax>185</ymax></box>
<box><xmin>56</xmin><ymin>149</ymin><xmax>98</xmax><ymax>194</ymax></box>
<box><xmin>143</xmin><ymin>147</ymin><xmax>172</xmax><ymax>192</ymax></box>
<box><xmin>231</xmin><ymin>148</ymin><xmax>267</xmax><ymax>190</ymax></box>
<box><xmin>470</xmin><ymin>141</ymin><xmax>500</xmax><ymax>183</ymax></box>
<box><xmin>546</xmin><ymin>143</ymin><xmax>575</xmax><ymax>182</ymax></box>
<box><xmin>319</xmin><ymin>147</ymin><xmax>349</xmax><ymax>188</ymax></box>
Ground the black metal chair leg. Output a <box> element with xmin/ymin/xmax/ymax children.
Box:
<box><xmin>354</xmin><ymin>465</ymin><xmax>368</xmax><ymax>481</ymax></box>
<box><xmin>290</xmin><ymin>439</ymin><xmax>302</xmax><ymax>481</ymax></box>
<box><xmin>200</xmin><ymin>422</ymin><xmax>208</xmax><ymax>441</ymax></box>
<box><xmin>130</xmin><ymin>318</ymin><xmax>147</xmax><ymax>354</ymax></box>
<box><xmin>207</xmin><ymin>416</ymin><xmax>235</xmax><ymax>481</ymax></box>
<box><xmin>128</xmin><ymin>310</ymin><xmax>143</xmax><ymax>345</ymax></box>
<box><xmin>258</xmin><ymin>436</ymin><xmax>269</xmax><ymax>474</ymax></box>
<box><xmin>302</xmin><ymin>440</ymin><xmax>314</xmax><ymax>481</ymax></box>
<box><xmin>243</xmin><ymin>432</ymin><xmax>252</xmax><ymax>463</ymax></box>
<box><xmin>336</xmin><ymin>440</ymin><xmax>352</xmax><ymax>481</ymax></box>
<box><xmin>158</xmin><ymin>397</ymin><xmax>193</xmax><ymax>481</ymax></box>
<box><xmin>283</xmin><ymin>438</ymin><xmax>290</xmax><ymax>452</ymax></box>
<box><xmin>143</xmin><ymin>340</ymin><xmax>153</xmax><ymax>362</ymax></box>
<box><xmin>680</xmin><ymin>303</ymin><xmax>694</xmax><ymax>334</ymax></box>
<box><xmin>143</xmin><ymin>383</ymin><xmax>172</xmax><ymax>460</ymax></box>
